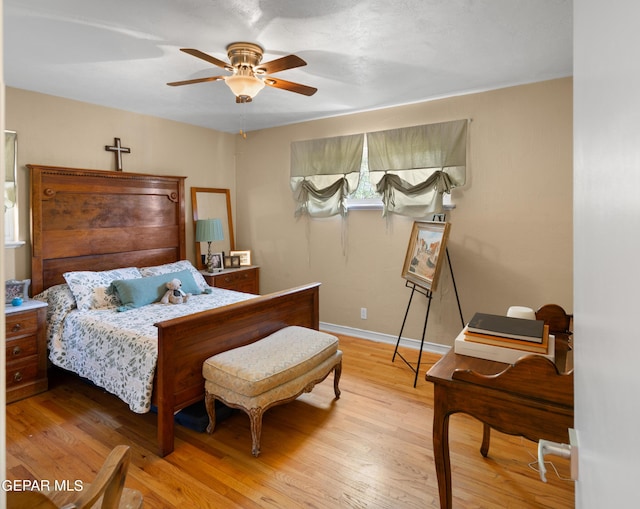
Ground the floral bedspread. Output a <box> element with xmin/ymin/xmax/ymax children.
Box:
<box><xmin>44</xmin><ymin>289</ymin><xmax>256</xmax><ymax>413</ymax></box>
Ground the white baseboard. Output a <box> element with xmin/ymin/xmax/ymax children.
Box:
<box><xmin>319</xmin><ymin>322</ymin><xmax>451</xmax><ymax>356</ymax></box>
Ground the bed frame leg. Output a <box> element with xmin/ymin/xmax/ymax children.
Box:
<box><xmin>157</xmin><ymin>406</ymin><xmax>175</xmax><ymax>457</ymax></box>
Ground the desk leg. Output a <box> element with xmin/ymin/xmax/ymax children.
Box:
<box><xmin>481</xmin><ymin>423</ymin><xmax>491</xmax><ymax>457</ymax></box>
<box><xmin>432</xmin><ymin>386</ymin><xmax>452</xmax><ymax>509</ymax></box>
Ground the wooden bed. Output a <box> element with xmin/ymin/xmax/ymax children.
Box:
<box><xmin>29</xmin><ymin>164</ymin><xmax>320</xmax><ymax>456</ymax></box>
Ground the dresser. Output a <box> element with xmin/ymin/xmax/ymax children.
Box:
<box><xmin>201</xmin><ymin>266</ymin><xmax>260</xmax><ymax>294</ymax></box>
<box><xmin>5</xmin><ymin>300</ymin><xmax>48</xmax><ymax>403</ymax></box>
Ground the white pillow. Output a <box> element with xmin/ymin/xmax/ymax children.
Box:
<box><xmin>63</xmin><ymin>267</ymin><xmax>142</xmax><ymax>311</ymax></box>
<box><xmin>139</xmin><ymin>260</ymin><xmax>209</xmax><ymax>292</ymax></box>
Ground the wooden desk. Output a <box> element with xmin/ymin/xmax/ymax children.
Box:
<box><xmin>426</xmin><ymin>334</ymin><xmax>573</xmax><ymax>509</ymax></box>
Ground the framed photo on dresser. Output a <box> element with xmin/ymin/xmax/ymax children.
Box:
<box><xmin>224</xmin><ymin>255</ymin><xmax>241</xmax><ymax>269</ymax></box>
<box><xmin>230</xmin><ymin>250</ymin><xmax>251</xmax><ymax>266</ymax></box>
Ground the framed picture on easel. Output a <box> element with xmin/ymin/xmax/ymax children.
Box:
<box><xmin>401</xmin><ymin>221</ymin><xmax>451</xmax><ymax>292</ymax></box>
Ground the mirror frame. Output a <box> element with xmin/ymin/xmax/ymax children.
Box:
<box><xmin>191</xmin><ymin>187</ymin><xmax>235</xmax><ymax>270</ymax></box>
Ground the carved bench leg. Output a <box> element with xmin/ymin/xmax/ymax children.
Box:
<box><xmin>334</xmin><ymin>360</ymin><xmax>342</xmax><ymax>399</ymax></box>
<box><xmin>204</xmin><ymin>393</ymin><xmax>217</xmax><ymax>434</ymax></box>
<box><xmin>248</xmin><ymin>407</ymin><xmax>264</xmax><ymax>457</ymax></box>
<box><xmin>480</xmin><ymin>422</ymin><xmax>491</xmax><ymax>457</ymax></box>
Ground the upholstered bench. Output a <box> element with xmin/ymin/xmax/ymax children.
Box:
<box><xmin>202</xmin><ymin>326</ymin><xmax>342</xmax><ymax>456</ymax></box>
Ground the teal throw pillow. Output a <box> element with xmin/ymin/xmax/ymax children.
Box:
<box><xmin>112</xmin><ymin>269</ymin><xmax>202</xmax><ymax>311</ymax></box>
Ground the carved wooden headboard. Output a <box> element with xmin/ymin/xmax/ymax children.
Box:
<box><xmin>29</xmin><ymin>164</ymin><xmax>186</xmax><ymax>295</ymax></box>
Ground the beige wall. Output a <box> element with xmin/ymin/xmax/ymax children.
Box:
<box><xmin>4</xmin><ymin>79</ymin><xmax>572</xmax><ymax>349</ymax></box>
<box><xmin>4</xmin><ymin>87</ymin><xmax>237</xmax><ymax>280</ymax></box>
<box><xmin>235</xmin><ymin>78</ymin><xmax>573</xmax><ymax>347</ymax></box>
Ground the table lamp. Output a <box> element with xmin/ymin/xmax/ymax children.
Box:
<box><xmin>195</xmin><ymin>218</ymin><xmax>224</xmax><ymax>272</ymax></box>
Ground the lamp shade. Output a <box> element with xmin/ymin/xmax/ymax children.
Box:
<box><xmin>506</xmin><ymin>306</ymin><xmax>536</xmax><ymax>320</ymax></box>
<box><xmin>195</xmin><ymin>218</ymin><xmax>224</xmax><ymax>242</ymax></box>
<box><xmin>224</xmin><ymin>74</ymin><xmax>265</xmax><ymax>100</ymax></box>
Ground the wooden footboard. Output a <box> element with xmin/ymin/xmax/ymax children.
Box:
<box><xmin>153</xmin><ymin>282</ymin><xmax>320</xmax><ymax>456</ymax></box>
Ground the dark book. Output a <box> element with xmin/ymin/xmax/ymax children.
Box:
<box><xmin>464</xmin><ymin>325</ymin><xmax>549</xmax><ymax>353</ymax></box>
<box><xmin>467</xmin><ymin>312</ymin><xmax>545</xmax><ymax>343</ymax></box>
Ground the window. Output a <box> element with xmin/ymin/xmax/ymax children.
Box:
<box><xmin>346</xmin><ymin>135</ymin><xmax>383</xmax><ymax>210</ymax></box>
<box><xmin>4</xmin><ymin>130</ymin><xmax>23</xmax><ymax>247</ymax></box>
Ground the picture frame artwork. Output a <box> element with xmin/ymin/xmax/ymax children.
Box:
<box><xmin>209</xmin><ymin>252</ymin><xmax>224</xmax><ymax>272</ymax></box>
<box><xmin>229</xmin><ymin>250</ymin><xmax>251</xmax><ymax>266</ymax></box>
<box><xmin>224</xmin><ymin>255</ymin><xmax>241</xmax><ymax>269</ymax></box>
<box><xmin>401</xmin><ymin>221</ymin><xmax>451</xmax><ymax>292</ymax></box>
<box><xmin>5</xmin><ymin>279</ymin><xmax>31</xmax><ymax>301</ymax></box>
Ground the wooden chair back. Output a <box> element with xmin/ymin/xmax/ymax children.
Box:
<box><xmin>7</xmin><ymin>445</ymin><xmax>142</xmax><ymax>509</ymax></box>
<box><xmin>71</xmin><ymin>445</ymin><xmax>134</xmax><ymax>508</ymax></box>
<box><xmin>535</xmin><ymin>304</ymin><xmax>572</xmax><ymax>336</ymax></box>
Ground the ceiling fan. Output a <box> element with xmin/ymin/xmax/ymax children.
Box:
<box><xmin>167</xmin><ymin>42</ymin><xmax>318</xmax><ymax>103</ymax></box>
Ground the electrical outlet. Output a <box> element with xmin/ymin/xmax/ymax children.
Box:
<box><xmin>360</xmin><ymin>307</ymin><xmax>367</xmax><ymax>319</ymax></box>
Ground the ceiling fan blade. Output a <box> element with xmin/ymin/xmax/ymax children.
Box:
<box><xmin>166</xmin><ymin>76</ymin><xmax>225</xmax><ymax>86</ymax></box>
<box><xmin>255</xmin><ymin>54</ymin><xmax>307</xmax><ymax>75</ymax></box>
<box><xmin>264</xmin><ymin>77</ymin><xmax>317</xmax><ymax>96</ymax></box>
<box><xmin>180</xmin><ymin>48</ymin><xmax>230</xmax><ymax>70</ymax></box>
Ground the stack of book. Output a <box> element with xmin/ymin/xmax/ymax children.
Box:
<box><xmin>454</xmin><ymin>312</ymin><xmax>554</xmax><ymax>363</ymax></box>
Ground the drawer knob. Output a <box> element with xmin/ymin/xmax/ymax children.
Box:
<box><xmin>11</xmin><ymin>323</ymin><xmax>23</xmax><ymax>333</ymax></box>
<box><xmin>12</xmin><ymin>346</ymin><xmax>22</xmax><ymax>356</ymax></box>
<box><xmin>13</xmin><ymin>372</ymin><xmax>23</xmax><ymax>383</ymax></box>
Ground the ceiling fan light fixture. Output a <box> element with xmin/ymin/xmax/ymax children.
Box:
<box><xmin>224</xmin><ymin>74</ymin><xmax>265</xmax><ymax>102</ymax></box>
<box><xmin>170</xmin><ymin>43</ymin><xmax>316</xmax><ymax>101</ymax></box>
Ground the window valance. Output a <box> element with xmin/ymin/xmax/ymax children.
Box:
<box><xmin>368</xmin><ymin>119</ymin><xmax>468</xmax><ymax>217</ymax></box>
<box><xmin>290</xmin><ymin>133</ymin><xmax>364</xmax><ymax>217</ymax></box>
<box><xmin>289</xmin><ymin>120</ymin><xmax>468</xmax><ymax>219</ymax></box>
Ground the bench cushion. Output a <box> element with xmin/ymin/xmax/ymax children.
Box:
<box><xmin>205</xmin><ymin>351</ymin><xmax>342</xmax><ymax>412</ymax></box>
<box><xmin>202</xmin><ymin>326</ymin><xmax>339</xmax><ymax>397</ymax></box>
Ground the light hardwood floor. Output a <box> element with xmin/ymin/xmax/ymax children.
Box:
<box><xmin>5</xmin><ymin>335</ymin><xmax>574</xmax><ymax>508</ymax></box>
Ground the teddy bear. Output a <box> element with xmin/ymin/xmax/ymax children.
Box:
<box><xmin>161</xmin><ymin>278</ymin><xmax>190</xmax><ymax>304</ymax></box>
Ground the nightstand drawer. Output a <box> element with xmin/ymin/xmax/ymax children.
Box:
<box><xmin>204</xmin><ymin>266</ymin><xmax>260</xmax><ymax>294</ymax></box>
<box><xmin>5</xmin><ymin>302</ymin><xmax>48</xmax><ymax>403</ymax></box>
<box><xmin>6</xmin><ymin>356</ymin><xmax>39</xmax><ymax>388</ymax></box>
<box><xmin>6</xmin><ymin>336</ymin><xmax>38</xmax><ymax>361</ymax></box>
<box><xmin>218</xmin><ymin>269</ymin><xmax>253</xmax><ymax>285</ymax></box>
<box><xmin>6</xmin><ymin>312</ymin><xmax>38</xmax><ymax>338</ymax></box>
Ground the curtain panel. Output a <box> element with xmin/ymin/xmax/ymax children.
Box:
<box><xmin>290</xmin><ymin>133</ymin><xmax>364</xmax><ymax>217</ymax></box>
<box><xmin>367</xmin><ymin>119</ymin><xmax>468</xmax><ymax>217</ymax></box>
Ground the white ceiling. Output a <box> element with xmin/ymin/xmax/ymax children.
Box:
<box><xmin>3</xmin><ymin>0</ymin><xmax>572</xmax><ymax>134</ymax></box>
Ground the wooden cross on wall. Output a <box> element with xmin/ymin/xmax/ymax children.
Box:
<box><xmin>105</xmin><ymin>137</ymin><xmax>131</xmax><ymax>171</ymax></box>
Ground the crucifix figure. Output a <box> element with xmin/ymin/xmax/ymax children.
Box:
<box><xmin>105</xmin><ymin>137</ymin><xmax>131</xmax><ymax>171</ymax></box>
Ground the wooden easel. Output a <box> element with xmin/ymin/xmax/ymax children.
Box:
<box><xmin>392</xmin><ymin>246</ymin><xmax>465</xmax><ymax>387</ymax></box>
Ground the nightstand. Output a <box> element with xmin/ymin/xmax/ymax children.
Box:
<box><xmin>5</xmin><ymin>300</ymin><xmax>48</xmax><ymax>403</ymax></box>
<box><xmin>201</xmin><ymin>266</ymin><xmax>260</xmax><ymax>294</ymax></box>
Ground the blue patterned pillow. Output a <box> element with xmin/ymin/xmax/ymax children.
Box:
<box><xmin>63</xmin><ymin>267</ymin><xmax>142</xmax><ymax>311</ymax></box>
<box><xmin>33</xmin><ymin>283</ymin><xmax>77</xmax><ymax>322</ymax></box>
<box><xmin>33</xmin><ymin>284</ymin><xmax>77</xmax><ymax>347</ymax></box>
